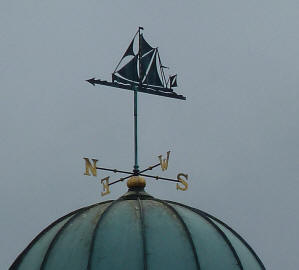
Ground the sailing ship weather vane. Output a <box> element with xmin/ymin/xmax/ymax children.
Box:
<box><xmin>84</xmin><ymin>27</ymin><xmax>188</xmax><ymax>196</ymax></box>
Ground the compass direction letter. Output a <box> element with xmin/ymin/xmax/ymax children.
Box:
<box><xmin>176</xmin><ymin>173</ymin><xmax>188</xmax><ymax>191</ymax></box>
<box><xmin>83</xmin><ymin>158</ymin><xmax>98</xmax><ymax>176</ymax></box>
<box><xmin>158</xmin><ymin>151</ymin><xmax>170</xmax><ymax>171</ymax></box>
<box><xmin>101</xmin><ymin>176</ymin><xmax>111</xmax><ymax>196</ymax></box>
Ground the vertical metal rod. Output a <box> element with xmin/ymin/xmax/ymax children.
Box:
<box><xmin>133</xmin><ymin>88</ymin><xmax>139</xmax><ymax>174</ymax></box>
<box><xmin>133</xmin><ymin>26</ymin><xmax>143</xmax><ymax>174</ymax></box>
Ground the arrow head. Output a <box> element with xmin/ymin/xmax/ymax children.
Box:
<box><xmin>86</xmin><ymin>78</ymin><xmax>96</xmax><ymax>86</ymax></box>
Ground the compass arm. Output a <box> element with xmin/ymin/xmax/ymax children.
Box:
<box><xmin>96</xmin><ymin>162</ymin><xmax>161</xmax><ymax>177</ymax></box>
<box><xmin>93</xmin><ymin>162</ymin><xmax>162</xmax><ymax>188</ymax></box>
<box><xmin>106</xmin><ymin>162</ymin><xmax>165</xmax><ymax>186</ymax></box>
<box><xmin>96</xmin><ymin>167</ymin><xmax>133</xmax><ymax>175</ymax></box>
<box><xmin>108</xmin><ymin>174</ymin><xmax>134</xmax><ymax>186</ymax></box>
<box><xmin>108</xmin><ymin>172</ymin><xmax>180</xmax><ymax>187</ymax></box>
<box><xmin>138</xmin><ymin>163</ymin><xmax>160</xmax><ymax>174</ymax></box>
<box><xmin>138</xmin><ymin>173</ymin><xmax>179</xmax><ymax>183</ymax></box>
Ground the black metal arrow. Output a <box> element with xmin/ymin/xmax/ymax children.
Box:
<box><xmin>86</xmin><ymin>78</ymin><xmax>186</xmax><ymax>100</ymax></box>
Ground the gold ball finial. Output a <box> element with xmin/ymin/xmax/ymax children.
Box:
<box><xmin>127</xmin><ymin>175</ymin><xmax>146</xmax><ymax>189</ymax></box>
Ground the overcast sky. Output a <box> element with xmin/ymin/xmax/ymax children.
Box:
<box><xmin>1</xmin><ymin>1</ymin><xmax>299</xmax><ymax>269</ymax></box>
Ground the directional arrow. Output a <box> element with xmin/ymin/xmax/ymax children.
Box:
<box><xmin>86</xmin><ymin>78</ymin><xmax>186</xmax><ymax>100</ymax></box>
<box><xmin>86</xmin><ymin>78</ymin><xmax>96</xmax><ymax>86</ymax></box>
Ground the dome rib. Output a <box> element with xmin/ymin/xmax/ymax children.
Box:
<box><xmin>9</xmin><ymin>205</ymin><xmax>93</xmax><ymax>270</ymax></box>
<box><xmin>153</xmin><ymin>199</ymin><xmax>201</xmax><ymax>270</ymax></box>
<box><xmin>137</xmin><ymin>197</ymin><xmax>147</xmax><ymax>270</ymax></box>
<box><xmin>167</xmin><ymin>201</ymin><xmax>244</xmax><ymax>270</ymax></box>
<box><xmin>198</xmin><ymin>209</ymin><xmax>266</xmax><ymax>270</ymax></box>
<box><xmin>199</xmin><ymin>212</ymin><xmax>244</xmax><ymax>270</ymax></box>
<box><xmin>40</xmin><ymin>205</ymin><xmax>96</xmax><ymax>270</ymax></box>
<box><xmin>87</xmin><ymin>197</ymin><xmax>123</xmax><ymax>270</ymax></box>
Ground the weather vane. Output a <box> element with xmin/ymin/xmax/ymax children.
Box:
<box><xmin>84</xmin><ymin>27</ymin><xmax>188</xmax><ymax>196</ymax></box>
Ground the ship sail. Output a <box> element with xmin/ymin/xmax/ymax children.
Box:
<box><xmin>169</xmin><ymin>75</ymin><xmax>178</xmax><ymax>88</ymax></box>
<box><xmin>122</xmin><ymin>38</ymin><xmax>135</xmax><ymax>58</ymax></box>
<box><xmin>143</xmin><ymin>49</ymin><xmax>164</xmax><ymax>87</ymax></box>
<box><xmin>140</xmin><ymin>34</ymin><xmax>154</xmax><ymax>56</ymax></box>
<box><xmin>140</xmin><ymin>49</ymin><xmax>155</xmax><ymax>80</ymax></box>
<box><xmin>113</xmin><ymin>30</ymin><xmax>178</xmax><ymax>92</ymax></box>
<box><xmin>116</xmin><ymin>54</ymin><xmax>139</xmax><ymax>82</ymax></box>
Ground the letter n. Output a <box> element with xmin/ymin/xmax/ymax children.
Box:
<box><xmin>83</xmin><ymin>158</ymin><xmax>98</xmax><ymax>176</ymax></box>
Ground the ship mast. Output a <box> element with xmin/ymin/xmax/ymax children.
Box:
<box><xmin>133</xmin><ymin>27</ymin><xmax>143</xmax><ymax>174</ymax></box>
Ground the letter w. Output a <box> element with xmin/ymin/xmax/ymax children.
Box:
<box><xmin>158</xmin><ymin>151</ymin><xmax>170</xmax><ymax>171</ymax></box>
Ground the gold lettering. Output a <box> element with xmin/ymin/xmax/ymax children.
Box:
<box><xmin>158</xmin><ymin>151</ymin><xmax>170</xmax><ymax>171</ymax></box>
<box><xmin>176</xmin><ymin>173</ymin><xmax>188</xmax><ymax>191</ymax></box>
<box><xmin>83</xmin><ymin>158</ymin><xmax>98</xmax><ymax>176</ymax></box>
<box><xmin>101</xmin><ymin>176</ymin><xmax>111</xmax><ymax>196</ymax></box>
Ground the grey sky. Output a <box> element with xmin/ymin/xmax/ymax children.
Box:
<box><xmin>1</xmin><ymin>0</ymin><xmax>298</xmax><ymax>269</ymax></box>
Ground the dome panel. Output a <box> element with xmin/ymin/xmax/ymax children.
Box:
<box><xmin>10</xmin><ymin>193</ymin><xmax>265</xmax><ymax>270</ymax></box>
<box><xmin>142</xmin><ymin>199</ymin><xmax>198</xmax><ymax>270</ymax></box>
<box><xmin>211</xmin><ymin>218</ymin><xmax>263</xmax><ymax>270</ymax></box>
<box><xmin>90</xmin><ymin>199</ymin><xmax>144</xmax><ymax>270</ymax></box>
<box><xmin>42</xmin><ymin>203</ymin><xmax>110</xmax><ymax>270</ymax></box>
<box><xmin>16</xmin><ymin>215</ymin><xmax>74</xmax><ymax>270</ymax></box>
<box><xmin>171</xmin><ymin>204</ymin><xmax>241</xmax><ymax>270</ymax></box>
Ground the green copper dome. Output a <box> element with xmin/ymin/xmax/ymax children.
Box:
<box><xmin>10</xmin><ymin>191</ymin><xmax>265</xmax><ymax>270</ymax></box>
